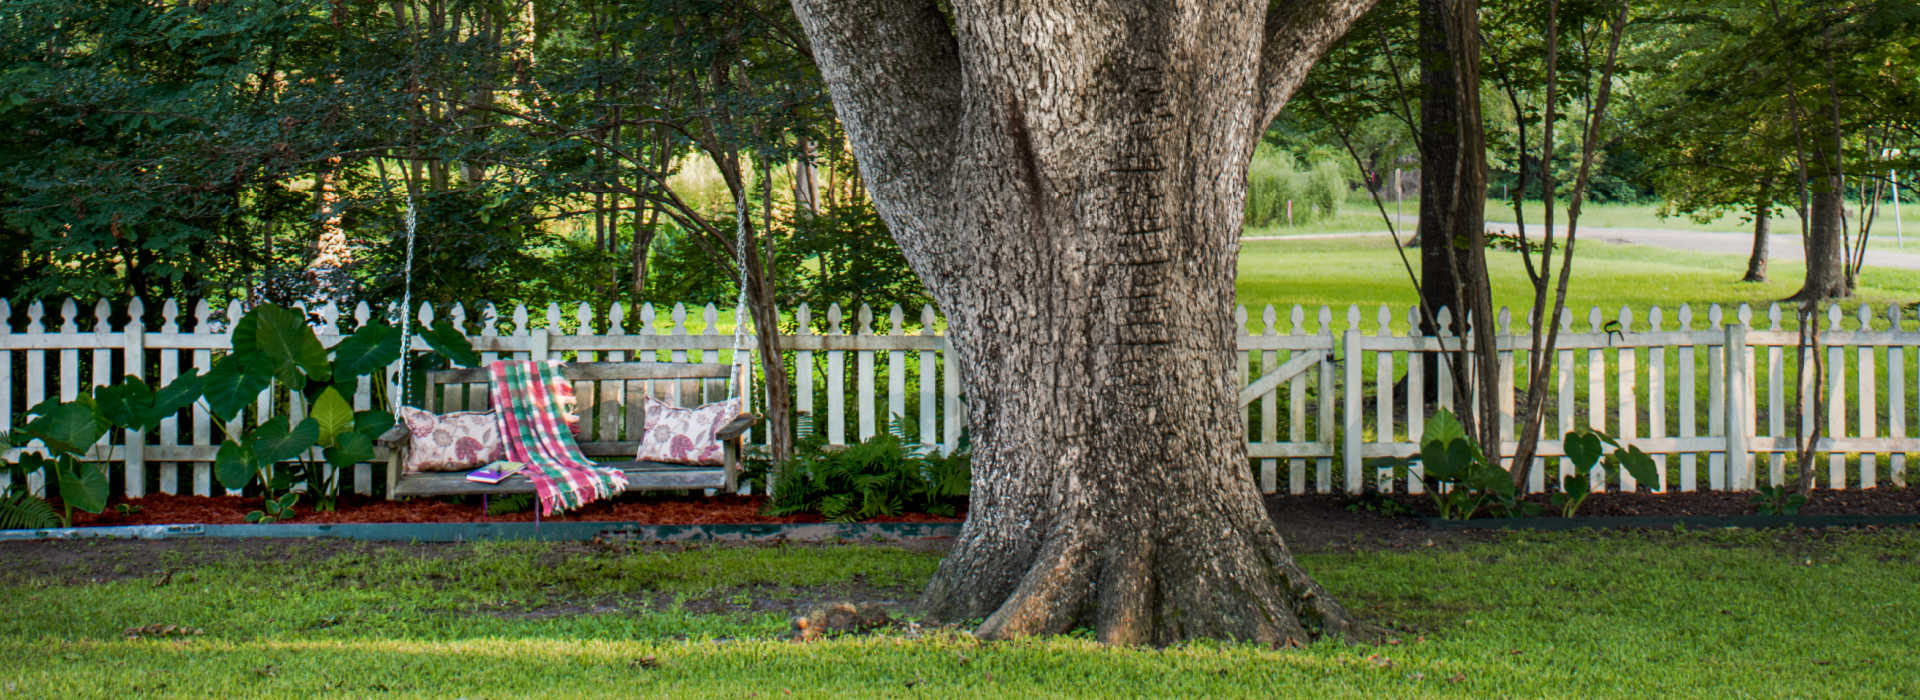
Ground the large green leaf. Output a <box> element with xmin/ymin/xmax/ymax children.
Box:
<box><xmin>1564</xmin><ymin>431</ymin><xmax>1605</xmax><ymax>471</ymax></box>
<box><xmin>92</xmin><ymin>376</ymin><xmax>153</xmax><ymax>431</ymax></box>
<box><xmin>416</xmin><ymin>320</ymin><xmax>479</xmax><ymax>367</ymax></box>
<box><xmin>24</xmin><ymin>399</ymin><xmax>109</xmax><ymax>456</ymax></box>
<box><xmin>1421</xmin><ymin>409</ymin><xmax>1466</xmax><ymax>448</ymax></box>
<box><xmin>203</xmin><ymin>354</ymin><xmax>273</xmax><ymax>424</ymax></box>
<box><xmin>144</xmin><ymin>370</ymin><xmax>206</xmax><ymax>430</ymax></box>
<box><xmin>354</xmin><ymin>410</ymin><xmax>396</xmax><ymax>441</ymax></box>
<box><xmin>310</xmin><ymin>387</ymin><xmax>355</xmax><ymax>445</ymax></box>
<box><xmin>249</xmin><ymin>416</ymin><xmax>320</xmax><ymax>465</ymax></box>
<box><xmin>215</xmin><ymin>439</ymin><xmax>255</xmax><ymax>491</ymax></box>
<box><xmin>331</xmin><ymin>322</ymin><xmax>401</xmax><ymax>379</ymax></box>
<box><xmin>324</xmin><ymin>430</ymin><xmax>375</xmax><ymax>469</ymax></box>
<box><xmin>1421</xmin><ymin>438</ymin><xmax>1463</xmax><ymax>481</ymax></box>
<box><xmin>235</xmin><ymin>304</ymin><xmax>331</xmax><ymax>387</ymax></box>
<box><xmin>1616</xmin><ymin>445</ymin><xmax>1659</xmax><ymax>486</ymax></box>
<box><xmin>56</xmin><ymin>458</ymin><xmax>108</xmax><ymax>514</ymax></box>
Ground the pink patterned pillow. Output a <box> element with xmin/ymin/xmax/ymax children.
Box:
<box><xmin>635</xmin><ymin>396</ymin><xmax>740</xmax><ymax>466</ymax></box>
<box><xmin>399</xmin><ymin>406</ymin><xmax>506</xmax><ymax>473</ymax></box>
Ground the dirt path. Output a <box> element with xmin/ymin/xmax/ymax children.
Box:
<box><xmin>1246</xmin><ymin>222</ymin><xmax>1920</xmax><ymax>271</ymax></box>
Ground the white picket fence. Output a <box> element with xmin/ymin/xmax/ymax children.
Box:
<box><xmin>3</xmin><ymin>297</ymin><xmax>1916</xmax><ymax>500</ymax></box>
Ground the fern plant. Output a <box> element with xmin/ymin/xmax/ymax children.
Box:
<box><xmin>0</xmin><ymin>491</ymin><xmax>59</xmax><ymax>530</ymax></box>
<box><xmin>764</xmin><ymin>432</ymin><xmax>969</xmax><ymax>522</ymax></box>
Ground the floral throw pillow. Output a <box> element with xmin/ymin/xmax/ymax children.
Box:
<box><xmin>635</xmin><ymin>397</ymin><xmax>740</xmax><ymax>466</ymax></box>
<box><xmin>399</xmin><ymin>406</ymin><xmax>506</xmax><ymax>473</ymax></box>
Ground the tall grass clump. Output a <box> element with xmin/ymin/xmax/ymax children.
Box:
<box><xmin>1244</xmin><ymin>145</ymin><xmax>1349</xmax><ymax>228</ymax></box>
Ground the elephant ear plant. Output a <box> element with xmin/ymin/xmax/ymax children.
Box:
<box><xmin>1554</xmin><ymin>429</ymin><xmax>1659</xmax><ymax>517</ymax></box>
<box><xmin>204</xmin><ymin>304</ymin><xmax>473</xmax><ymax>522</ymax></box>
<box><xmin>4</xmin><ymin>368</ymin><xmax>205</xmax><ymax>527</ymax></box>
<box><xmin>1412</xmin><ymin>410</ymin><xmax>1534</xmax><ymax>519</ymax></box>
<box><xmin>3</xmin><ymin>303</ymin><xmax>473</xmax><ymax>526</ymax></box>
<box><xmin>1412</xmin><ymin>410</ymin><xmax>1657</xmax><ymax>520</ymax></box>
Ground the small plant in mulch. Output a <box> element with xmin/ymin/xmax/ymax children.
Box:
<box><xmin>1750</xmin><ymin>485</ymin><xmax>1808</xmax><ymax>515</ymax></box>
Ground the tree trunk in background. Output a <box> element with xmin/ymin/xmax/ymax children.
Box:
<box><xmin>1415</xmin><ymin>0</ymin><xmax>1491</xmax><ymax>422</ymax></box>
<box><xmin>1743</xmin><ymin>182</ymin><xmax>1771</xmax><ymax>283</ymax></box>
<box><xmin>792</xmin><ymin>0</ymin><xmax>1381</xmax><ymax>645</ymax></box>
<box><xmin>792</xmin><ymin>134</ymin><xmax>820</xmax><ymax>215</ymax></box>
<box><xmin>1793</xmin><ymin>141</ymin><xmax>1849</xmax><ymax>301</ymax></box>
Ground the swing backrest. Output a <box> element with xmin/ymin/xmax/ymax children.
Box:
<box><xmin>421</xmin><ymin>361</ymin><xmax>741</xmax><ymax>459</ymax></box>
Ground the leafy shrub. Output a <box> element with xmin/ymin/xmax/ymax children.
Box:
<box><xmin>762</xmin><ymin>432</ymin><xmax>969</xmax><ymax>522</ymax></box>
<box><xmin>1245</xmin><ymin>145</ymin><xmax>1348</xmax><ymax>228</ymax></box>
<box><xmin>1413</xmin><ymin>409</ymin><xmax>1657</xmax><ymax>519</ymax></box>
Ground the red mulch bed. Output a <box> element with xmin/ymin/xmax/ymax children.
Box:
<box><xmin>70</xmin><ymin>493</ymin><xmax>963</xmax><ymax>527</ymax></box>
<box><xmin>1328</xmin><ymin>486</ymin><xmax>1920</xmax><ymax>518</ymax></box>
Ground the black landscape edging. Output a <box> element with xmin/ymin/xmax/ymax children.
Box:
<box><xmin>1422</xmin><ymin>513</ymin><xmax>1920</xmax><ymax>531</ymax></box>
<box><xmin>0</xmin><ymin>521</ymin><xmax>962</xmax><ymax>543</ymax></box>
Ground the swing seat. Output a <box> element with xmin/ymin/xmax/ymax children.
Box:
<box><xmin>378</xmin><ymin>361</ymin><xmax>757</xmax><ymax>499</ymax></box>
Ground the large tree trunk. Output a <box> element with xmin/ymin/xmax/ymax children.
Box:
<box><xmin>792</xmin><ymin>0</ymin><xmax>1380</xmax><ymax>645</ymax></box>
<box><xmin>1414</xmin><ymin>0</ymin><xmax>1490</xmax><ymax>413</ymax></box>
<box><xmin>1792</xmin><ymin>143</ymin><xmax>1849</xmax><ymax>301</ymax></box>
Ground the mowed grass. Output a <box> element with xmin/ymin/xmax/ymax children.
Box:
<box><xmin>1236</xmin><ymin>236</ymin><xmax>1920</xmax><ymax>327</ymax></box>
<box><xmin>4</xmin><ymin>532</ymin><xmax>1919</xmax><ymax>697</ymax></box>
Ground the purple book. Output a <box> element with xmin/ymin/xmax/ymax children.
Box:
<box><xmin>465</xmin><ymin>462</ymin><xmax>526</xmax><ymax>484</ymax></box>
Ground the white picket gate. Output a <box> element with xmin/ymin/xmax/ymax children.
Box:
<box><xmin>2</xmin><ymin>297</ymin><xmax>1915</xmax><ymax>500</ymax></box>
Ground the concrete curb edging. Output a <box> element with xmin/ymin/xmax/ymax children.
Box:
<box><xmin>0</xmin><ymin>521</ymin><xmax>964</xmax><ymax>543</ymax></box>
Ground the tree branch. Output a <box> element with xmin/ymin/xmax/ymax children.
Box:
<box><xmin>1257</xmin><ymin>0</ymin><xmax>1382</xmax><ymax>128</ymax></box>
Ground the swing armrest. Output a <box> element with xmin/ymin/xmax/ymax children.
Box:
<box><xmin>715</xmin><ymin>414</ymin><xmax>758</xmax><ymax>442</ymax></box>
<box><xmin>375</xmin><ymin>426</ymin><xmax>411</xmax><ymax>448</ymax></box>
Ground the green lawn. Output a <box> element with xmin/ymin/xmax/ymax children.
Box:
<box><xmin>1236</xmin><ymin>237</ymin><xmax>1920</xmax><ymax>328</ymax></box>
<box><xmin>1244</xmin><ymin>198</ymin><xmax>1760</xmax><ymax>237</ymax></box>
<box><xmin>4</xmin><ymin>531</ymin><xmax>1918</xmax><ymax>696</ymax></box>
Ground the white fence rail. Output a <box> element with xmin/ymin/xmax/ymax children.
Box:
<box><xmin>3</xmin><ymin>297</ymin><xmax>1916</xmax><ymax>500</ymax></box>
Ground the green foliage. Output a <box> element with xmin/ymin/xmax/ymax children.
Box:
<box><xmin>1244</xmin><ymin>145</ymin><xmax>1349</xmax><ymax>229</ymax></box>
<box><xmin>0</xmin><ymin>491</ymin><xmax>58</xmax><ymax>530</ymax></box>
<box><xmin>1550</xmin><ymin>429</ymin><xmax>1659</xmax><ymax>517</ymax></box>
<box><xmin>415</xmin><ymin>319</ymin><xmax>480</xmax><ymax>368</ymax></box>
<box><xmin>2</xmin><ymin>302</ymin><xmax>467</xmax><ymax>522</ymax></box>
<box><xmin>1410</xmin><ymin>410</ymin><xmax>1532</xmax><ymax>519</ymax></box>
<box><xmin>762</xmin><ymin>432</ymin><xmax>969</xmax><ymax>522</ymax></box>
<box><xmin>1750</xmin><ymin>485</ymin><xmax>1808</xmax><ymax>516</ymax></box>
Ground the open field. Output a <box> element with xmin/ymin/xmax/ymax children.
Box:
<box><xmin>3</xmin><ymin>530</ymin><xmax>1917</xmax><ymax>696</ymax></box>
<box><xmin>1236</xmin><ymin>237</ymin><xmax>1920</xmax><ymax>326</ymax></box>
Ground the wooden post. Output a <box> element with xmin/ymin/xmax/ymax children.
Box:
<box><xmin>1343</xmin><ymin>324</ymin><xmax>1363</xmax><ymax>494</ymax></box>
<box><xmin>123</xmin><ymin>298</ymin><xmax>147</xmax><ymax>498</ymax></box>
<box><xmin>1724</xmin><ymin>320</ymin><xmax>1750</xmax><ymax>490</ymax></box>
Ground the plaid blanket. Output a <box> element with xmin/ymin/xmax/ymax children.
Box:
<box><xmin>488</xmin><ymin>360</ymin><xmax>627</xmax><ymax>516</ymax></box>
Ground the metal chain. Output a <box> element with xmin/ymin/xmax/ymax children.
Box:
<box><xmin>394</xmin><ymin>194</ymin><xmax>419</xmax><ymax>411</ymax></box>
<box><xmin>730</xmin><ymin>188</ymin><xmax>753</xmax><ymax>399</ymax></box>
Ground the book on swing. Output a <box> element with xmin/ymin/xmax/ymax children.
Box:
<box><xmin>466</xmin><ymin>462</ymin><xmax>527</xmax><ymax>484</ymax></box>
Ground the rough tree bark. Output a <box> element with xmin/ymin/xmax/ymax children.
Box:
<box><xmin>1792</xmin><ymin>141</ymin><xmax>1849</xmax><ymax>301</ymax></box>
<box><xmin>1414</xmin><ymin>0</ymin><xmax>1492</xmax><ymax>428</ymax></box>
<box><xmin>790</xmin><ymin>0</ymin><xmax>1382</xmax><ymax>645</ymax></box>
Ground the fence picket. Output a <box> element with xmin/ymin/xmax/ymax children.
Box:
<box><xmin>1766</xmin><ymin>304</ymin><xmax>1785</xmax><ymax>487</ymax></box>
<box><xmin>1828</xmin><ymin>305</ymin><xmax>1846</xmax><ymax>489</ymax></box>
<box><xmin>1678</xmin><ymin>304</ymin><xmax>1697</xmax><ymax>492</ymax></box>
<box><xmin>1617</xmin><ymin>307</ymin><xmax>1638</xmax><ymax>491</ymax></box>
<box><xmin>1858</xmin><ymin>305</ymin><xmax>1877</xmax><ymax>489</ymax></box>
<box><xmin>920</xmin><ymin>306</ymin><xmax>938</xmax><ymax>451</ymax></box>
<box><xmin>1648</xmin><ymin>307</ymin><xmax>1668</xmax><ymax>491</ymax></box>
<box><xmin>1891</xmin><ymin>304</ymin><xmax>1908</xmax><ymax>488</ymax></box>
<box><xmin>826</xmin><ymin>304</ymin><xmax>846</xmax><ymax>446</ymax></box>
<box><xmin>1260</xmin><ymin>306</ymin><xmax>1280</xmax><ymax>494</ymax></box>
<box><xmin>1289</xmin><ymin>305</ymin><xmax>1307</xmax><ymax>495</ymax></box>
